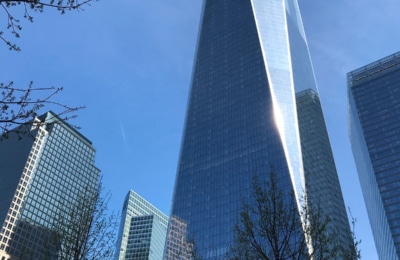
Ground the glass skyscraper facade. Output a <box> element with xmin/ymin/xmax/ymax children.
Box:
<box><xmin>348</xmin><ymin>51</ymin><xmax>400</xmax><ymax>260</ymax></box>
<box><xmin>296</xmin><ymin>89</ymin><xmax>352</xmax><ymax>251</ymax></box>
<box><xmin>0</xmin><ymin>111</ymin><xmax>100</xmax><ymax>260</ymax></box>
<box><xmin>165</xmin><ymin>0</ymin><xmax>352</xmax><ymax>259</ymax></box>
<box><xmin>115</xmin><ymin>190</ymin><xmax>168</xmax><ymax>260</ymax></box>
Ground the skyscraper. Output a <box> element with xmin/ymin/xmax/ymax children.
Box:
<box><xmin>348</xmin><ymin>51</ymin><xmax>400</xmax><ymax>260</ymax></box>
<box><xmin>115</xmin><ymin>190</ymin><xmax>168</xmax><ymax>260</ymax></box>
<box><xmin>0</xmin><ymin>111</ymin><xmax>100</xmax><ymax>260</ymax></box>
<box><xmin>296</xmin><ymin>89</ymin><xmax>352</xmax><ymax>252</ymax></box>
<box><xmin>165</xmin><ymin>0</ymin><xmax>352</xmax><ymax>259</ymax></box>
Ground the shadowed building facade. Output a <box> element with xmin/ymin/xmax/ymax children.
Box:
<box><xmin>164</xmin><ymin>0</ymin><xmax>352</xmax><ymax>259</ymax></box>
<box><xmin>349</xmin><ymin>52</ymin><xmax>400</xmax><ymax>260</ymax></box>
<box><xmin>296</xmin><ymin>89</ymin><xmax>352</xmax><ymax>253</ymax></box>
<box><xmin>0</xmin><ymin>111</ymin><xmax>100</xmax><ymax>260</ymax></box>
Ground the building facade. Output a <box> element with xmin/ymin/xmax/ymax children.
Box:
<box><xmin>165</xmin><ymin>0</ymin><xmax>352</xmax><ymax>259</ymax></box>
<box><xmin>296</xmin><ymin>89</ymin><xmax>352</xmax><ymax>251</ymax></box>
<box><xmin>348</xmin><ymin>52</ymin><xmax>400</xmax><ymax>260</ymax></box>
<box><xmin>115</xmin><ymin>190</ymin><xmax>168</xmax><ymax>260</ymax></box>
<box><xmin>0</xmin><ymin>111</ymin><xmax>100</xmax><ymax>260</ymax></box>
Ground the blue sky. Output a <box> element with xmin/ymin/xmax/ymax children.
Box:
<box><xmin>3</xmin><ymin>1</ymin><xmax>400</xmax><ymax>259</ymax></box>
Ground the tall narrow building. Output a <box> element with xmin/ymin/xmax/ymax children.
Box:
<box><xmin>296</xmin><ymin>89</ymin><xmax>352</xmax><ymax>252</ymax></box>
<box><xmin>0</xmin><ymin>111</ymin><xmax>100</xmax><ymax>260</ymax></box>
<box><xmin>115</xmin><ymin>190</ymin><xmax>169</xmax><ymax>260</ymax></box>
<box><xmin>165</xmin><ymin>0</ymin><xmax>352</xmax><ymax>259</ymax></box>
<box><xmin>348</xmin><ymin>51</ymin><xmax>400</xmax><ymax>260</ymax></box>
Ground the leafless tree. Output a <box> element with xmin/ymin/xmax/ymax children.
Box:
<box><xmin>227</xmin><ymin>173</ymin><xmax>307</xmax><ymax>260</ymax></box>
<box><xmin>0</xmin><ymin>81</ymin><xmax>84</xmax><ymax>139</ymax></box>
<box><xmin>0</xmin><ymin>0</ymin><xmax>93</xmax><ymax>137</ymax></box>
<box><xmin>0</xmin><ymin>0</ymin><xmax>96</xmax><ymax>51</ymax></box>
<box><xmin>341</xmin><ymin>209</ymin><xmax>361</xmax><ymax>260</ymax></box>
<box><xmin>46</xmin><ymin>182</ymin><xmax>118</xmax><ymax>260</ymax></box>
<box><xmin>302</xmin><ymin>193</ymin><xmax>339</xmax><ymax>260</ymax></box>
<box><xmin>227</xmin><ymin>171</ymin><xmax>361</xmax><ymax>260</ymax></box>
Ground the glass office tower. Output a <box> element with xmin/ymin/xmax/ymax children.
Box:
<box><xmin>296</xmin><ymin>89</ymin><xmax>352</xmax><ymax>252</ymax></box>
<box><xmin>349</xmin><ymin>52</ymin><xmax>400</xmax><ymax>260</ymax></box>
<box><xmin>165</xmin><ymin>0</ymin><xmax>352</xmax><ymax>259</ymax></box>
<box><xmin>115</xmin><ymin>190</ymin><xmax>169</xmax><ymax>260</ymax></box>
<box><xmin>0</xmin><ymin>111</ymin><xmax>100</xmax><ymax>260</ymax></box>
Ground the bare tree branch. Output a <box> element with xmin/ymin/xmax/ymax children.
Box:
<box><xmin>226</xmin><ymin>171</ymin><xmax>360</xmax><ymax>260</ymax></box>
<box><xmin>0</xmin><ymin>81</ymin><xmax>84</xmax><ymax>139</ymax></box>
<box><xmin>0</xmin><ymin>0</ymin><xmax>96</xmax><ymax>51</ymax></box>
<box><xmin>342</xmin><ymin>208</ymin><xmax>362</xmax><ymax>260</ymax></box>
<box><xmin>47</xmin><ymin>181</ymin><xmax>119</xmax><ymax>260</ymax></box>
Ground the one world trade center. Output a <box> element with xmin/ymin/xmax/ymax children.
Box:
<box><xmin>164</xmin><ymin>1</ymin><xmax>352</xmax><ymax>259</ymax></box>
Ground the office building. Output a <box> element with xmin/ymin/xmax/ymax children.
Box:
<box><xmin>296</xmin><ymin>89</ymin><xmax>352</xmax><ymax>251</ymax></box>
<box><xmin>0</xmin><ymin>111</ymin><xmax>100</xmax><ymax>260</ymax></box>
<box><xmin>115</xmin><ymin>190</ymin><xmax>168</xmax><ymax>260</ymax></box>
<box><xmin>348</xmin><ymin>51</ymin><xmax>400</xmax><ymax>259</ymax></box>
<box><xmin>164</xmin><ymin>216</ymin><xmax>191</xmax><ymax>260</ymax></box>
<box><xmin>165</xmin><ymin>0</ymin><xmax>352</xmax><ymax>259</ymax></box>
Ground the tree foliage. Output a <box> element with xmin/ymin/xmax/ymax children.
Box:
<box><xmin>227</xmin><ymin>172</ymin><xmax>361</xmax><ymax>260</ymax></box>
<box><xmin>0</xmin><ymin>0</ymin><xmax>96</xmax><ymax>51</ymax></box>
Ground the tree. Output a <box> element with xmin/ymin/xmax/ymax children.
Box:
<box><xmin>341</xmin><ymin>209</ymin><xmax>361</xmax><ymax>260</ymax></box>
<box><xmin>227</xmin><ymin>171</ymin><xmax>360</xmax><ymax>260</ymax></box>
<box><xmin>227</xmin><ymin>172</ymin><xmax>308</xmax><ymax>260</ymax></box>
<box><xmin>0</xmin><ymin>0</ymin><xmax>96</xmax><ymax>51</ymax></box>
<box><xmin>1</xmin><ymin>81</ymin><xmax>84</xmax><ymax>139</ymax></box>
<box><xmin>0</xmin><ymin>0</ymin><xmax>93</xmax><ymax>136</ymax></box>
<box><xmin>302</xmin><ymin>193</ymin><xmax>340</xmax><ymax>260</ymax></box>
<box><xmin>46</xmin><ymin>182</ymin><xmax>119</xmax><ymax>260</ymax></box>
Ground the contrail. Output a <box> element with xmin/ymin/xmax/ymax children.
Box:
<box><xmin>120</xmin><ymin>121</ymin><xmax>127</xmax><ymax>145</ymax></box>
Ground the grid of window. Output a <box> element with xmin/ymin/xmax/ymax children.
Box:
<box><xmin>0</xmin><ymin>112</ymin><xmax>100</xmax><ymax>259</ymax></box>
<box><xmin>164</xmin><ymin>217</ymin><xmax>192</xmax><ymax>260</ymax></box>
<box><xmin>296</xmin><ymin>89</ymin><xmax>352</xmax><ymax>250</ymax></box>
<box><xmin>125</xmin><ymin>215</ymin><xmax>154</xmax><ymax>259</ymax></box>
<box><xmin>115</xmin><ymin>190</ymin><xmax>168</xmax><ymax>260</ymax></box>
<box><xmin>0</xmin><ymin>127</ymin><xmax>48</xmax><ymax>258</ymax></box>
<box><xmin>349</xmin><ymin>52</ymin><xmax>400</xmax><ymax>259</ymax></box>
<box><xmin>165</xmin><ymin>0</ymin><xmax>353</xmax><ymax>258</ymax></box>
<box><xmin>165</xmin><ymin>1</ymin><xmax>312</xmax><ymax>259</ymax></box>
